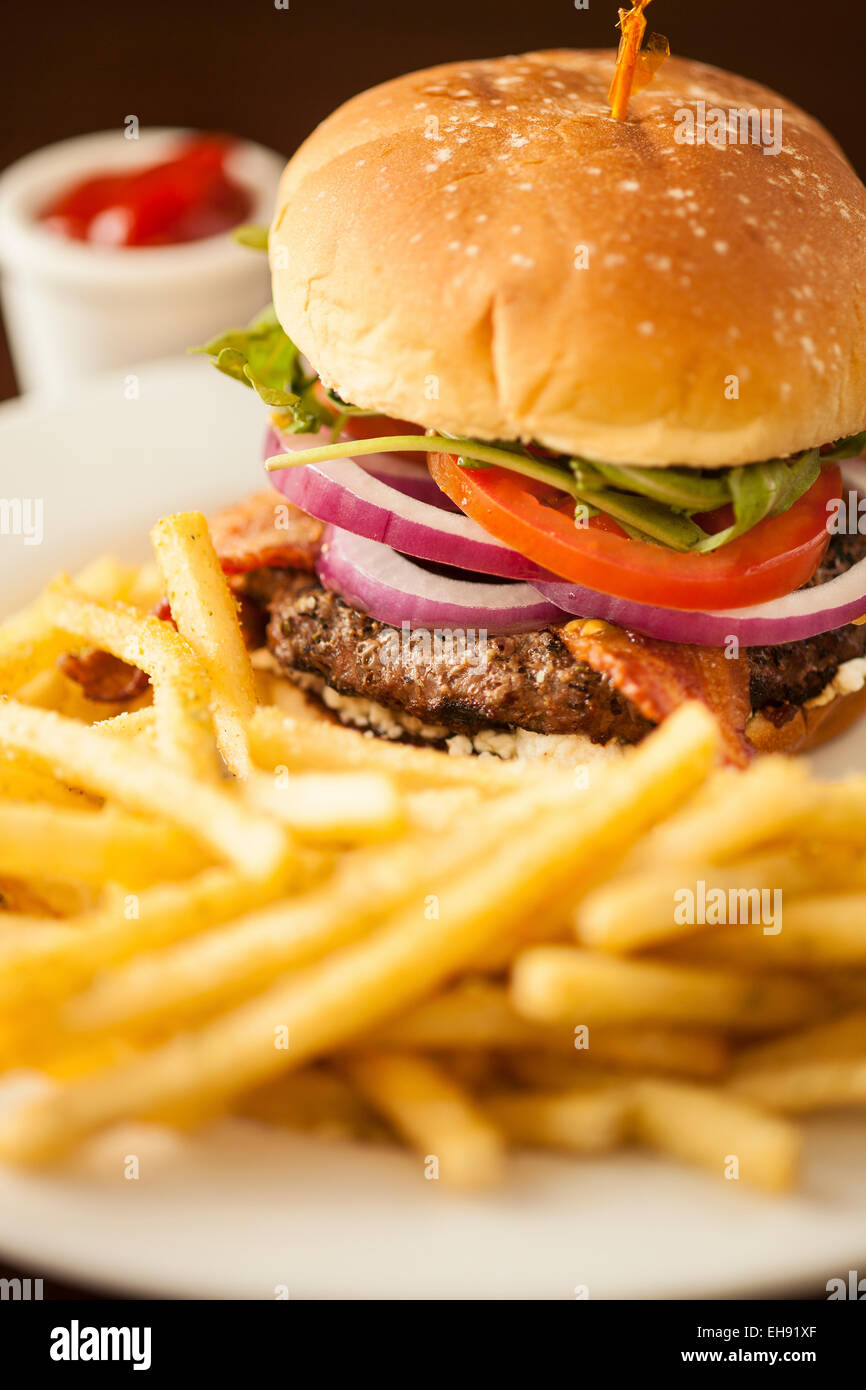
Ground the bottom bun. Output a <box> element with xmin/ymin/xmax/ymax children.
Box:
<box><xmin>746</xmin><ymin>683</ymin><xmax>866</xmax><ymax>757</ymax></box>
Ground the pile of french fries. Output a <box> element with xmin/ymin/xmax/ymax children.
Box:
<box><xmin>0</xmin><ymin>509</ymin><xmax>864</xmax><ymax>1194</ymax></box>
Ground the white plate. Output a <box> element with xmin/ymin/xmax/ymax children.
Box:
<box><xmin>0</xmin><ymin>357</ymin><xmax>864</xmax><ymax>1301</ymax></box>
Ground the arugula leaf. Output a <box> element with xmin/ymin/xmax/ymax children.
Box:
<box><xmin>694</xmin><ymin>451</ymin><xmax>820</xmax><ymax>554</ymax></box>
<box><xmin>820</xmin><ymin>429</ymin><xmax>866</xmax><ymax>462</ymax></box>
<box><xmin>575</xmin><ymin>487</ymin><xmax>708</xmax><ymax>551</ymax></box>
<box><xmin>578</xmin><ymin>459</ymin><xmax>731</xmax><ymax>514</ymax></box>
<box><xmin>192</xmin><ymin>306</ymin><xmax>327</xmax><ymax>433</ymax></box>
<box><xmin>232</xmin><ymin>223</ymin><xmax>269</xmax><ymax>251</ymax></box>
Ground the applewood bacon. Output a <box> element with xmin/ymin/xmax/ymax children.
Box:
<box><xmin>208</xmin><ymin>489</ymin><xmax>324</xmax><ymax>575</ymax></box>
<box><xmin>560</xmin><ymin>619</ymin><xmax>753</xmax><ymax>768</ymax></box>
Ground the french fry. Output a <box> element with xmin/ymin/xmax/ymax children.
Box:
<box><xmin>510</xmin><ymin>947</ymin><xmax>823</xmax><ymax>1032</ymax></box>
<box><xmin>0</xmin><ymin>704</ymin><xmax>719</xmax><ymax>1160</ymax></box>
<box><xmin>0</xmin><ymin>700</ymin><xmax>290</xmax><ymax>880</ymax></box>
<box><xmin>367</xmin><ymin>982</ymin><xmax>730</xmax><ymax>1077</ymax></box>
<box><xmin>237</xmin><ymin>1066</ymin><xmax>381</xmax><ymax>1139</ymax></box>
<box><xmin>576</xmin><ymin>854</ymin><xmax>828</xmax><ymax>955</ymax></box>
<box><xmin>484</xmin><ymin>1084</ymin><xmax>630</xmax><ymax>1154</ymax></box>
<box><xmin>43</xmin><ymin>579</ymin><xmax>216</xmax><ymax>777</ymax></box>
<box><xmin>151</xmin><ymin>513</ymin><xmax>257</xmax><ymax>777</ymax></box>
<box><xmin>666</xmin><ymin>896</ymin><xmax>866</xmax><ymax>969</ymax></box>
<box><xmin>0</xmin><ymin>801</ymin><xmax>209</xmax><ymax>887</ymax></box>
<box><xmin>243</xmin><ymin>767</ymin><xmax>405</xmax><ymax>844</ymax></box>
<box><xmin>732</xmin><ymin>1011</ymin><xmax>866</xmax><ymax>1074</ymax></box>
<box><xmin>2</xmin><ymin>792</ymin><xmax>569</xmax><ymax>1055</ymax></box>
<box><xmin>342</xmin><ymin>1051</ymin><xmax>504</xmax><ymax>1187</ymax></box>
<box><xmin>626</xmin><ymin>757</ymin><xmax>812</xmax><ymax>869</ymax></box>
<box><xmin>631</xmin><ymin>1078</ymin><xmax>799</xmax><ymax>1192</ymax></box>
<box><xmin>0</xmin><ymin>865</ymin><xmax>292</xmax><ymax>1014</ymax></box>
<box><xmin>729</xmin><ymin>1058</ymin><xmax>866</xmax><ymax>1113</ymax></box>
<box><xmin>0</xmin><ymin>556</ymin><xmax>138</xmax><ymax>696</ymax></box>
<box><xmin>247</xmin><ymin>703</ymin><xmax>552</xmax><ymax>793</ymax></box>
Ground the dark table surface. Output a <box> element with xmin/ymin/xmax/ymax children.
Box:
<box><xmin>1</xmin><ymin>0</ymin><xmax>863</xmax><ymax>1300</ymax></box>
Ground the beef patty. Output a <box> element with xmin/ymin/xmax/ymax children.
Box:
<box><xmin>246</xmin><ymin>531</ymin><xmax>866</xmax><ymax>746</ymax></box>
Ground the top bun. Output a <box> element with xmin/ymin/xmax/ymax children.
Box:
<box><xmin>270</xmin><ymin>50</ymin><xmax>866</xmax><ymax>467</ymax></box>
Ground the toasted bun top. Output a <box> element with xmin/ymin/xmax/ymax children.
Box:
<box><xmin>270</xmin><ymin>50</ymin><xmax>866</xmax><ymax>466</ymax></box>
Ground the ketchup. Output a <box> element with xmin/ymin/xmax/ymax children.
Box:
<box><xmin>38</xmin><ymin>136</ymin><xmax>254</xmax><ymax>247</ymax></box>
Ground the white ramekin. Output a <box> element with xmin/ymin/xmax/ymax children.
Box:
<box><xmin>0</xmin><ymin>128</ymin><xmax>285</xmax><ymax>397</ymax></box>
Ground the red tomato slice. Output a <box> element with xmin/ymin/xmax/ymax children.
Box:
<box><xmin>428</xmin><ymin>453</ymin><xmax>840</xmax><ymax>611</ymax></box>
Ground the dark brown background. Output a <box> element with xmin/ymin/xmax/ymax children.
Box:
<box><xmin>0</xmin><ymin>0</ymin><xmax>862</xmax><ymax>1300</ymax></box>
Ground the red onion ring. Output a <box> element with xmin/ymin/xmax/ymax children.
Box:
<box><xmin>264</xmin><ymin>428</ymin><xmax>551</xmax><ymax>582</ymax></box>
<box><xmin>316</xmin><ymin>525</ymin><xmax>563</xmax><ymax>632</ymax></box>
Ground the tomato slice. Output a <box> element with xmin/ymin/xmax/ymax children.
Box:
<box><xmin>428</xmin><ymin>453</ymin><xmax>840</xmax><ymax>611</ymax></box>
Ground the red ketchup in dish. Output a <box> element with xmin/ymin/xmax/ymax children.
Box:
<box><xmin>38</xmin><ymin>136</ymin><xmax>254</xmax><ymax>247</ymax></box>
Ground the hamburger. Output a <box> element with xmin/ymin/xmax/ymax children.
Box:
<box><xmin>199</xmin><ymin>46</ymin><xmax>866</xmax><ymax>768</ymax></box>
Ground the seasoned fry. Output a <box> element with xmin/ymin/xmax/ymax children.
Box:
<box><xmin>343</xmin><ymin>1051</ymin><xmax>505</xmax><ymax>1187</ymax></box>
<box><xmin>631</xmin><ymin>1078</ymin><xmax>799</xmax><ymax>1193</ymax></box>
<box><xmin>247</xmin><ymin>703</ymin><xmax>552</xmax><ymax>792</ymax></box>
<box><xmin>0</xmin><ymin>801</ymin><xmax>208</xmax><ymax>887</ymax></box>
<box><xmin>44</xmin><ymin>579</ymin><xmax>215</xmax><ymax>776</ymax></box>
<box><xmin>151</xmin><ymin>513</ymin><xmax>257</xmax><ymax>776</ymax></box>
<box><xmin>729</xmin><ymin>1058</ymin><xmax>866</xmax><ymax>1112</ymax></box>
<box><xmin>511</xmin><ymin>947</ymin><xmax>822</xmax><ymax>1032</ymax></box>
<box><xmin>0</xmin><ymin>706</ymin><xmax>719</xmax><ymax>1160</ymax></box>
<box><xmin>244</xmin><ymin>767</ymin><xmax>405</xmax><ymax>844</ymax></box>
<box><xmin>0</xmin><ymin>557</ymin><xmax>138</xmax><ymax>696</ymax></box>
<box><xmin>484</xmin><ymin>1084</ymin><xmax>630</xmax><ymax>1154</ymax></box>
<box><xmin>0</xmin><ymin>700</ymin><xmax>290</xmax><ymax>879</ymax></box>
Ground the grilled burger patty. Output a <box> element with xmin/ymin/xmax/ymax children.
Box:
<box><xmin>246</xmin><ymin>531</ymin><xmax>866</xmax><ymax>745</ymax></box>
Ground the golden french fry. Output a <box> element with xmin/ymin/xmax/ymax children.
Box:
<box><xmin>4</xmin><ymin>793</ymin><xmax>562</xmax><ymax>1054</ymax></box>
<box><xmin>0</xmin><ymin>704</ymin><xmax>719</xmax><ymax>1160</ymax></box>
<box><xmin>0</xmin><ymin>801</ymin><xmax>209</xmax><ymax>887</ymax></box>
<box><xmin>632</xmin><ymin>1077</ymin><xmax>799</xmax><ymax>1192</ymax></box>
<box><xmin>343</xmin><ymin>1051</ymin><xmax>504</xmax><ymax>1187</ymax></box>
<box><xmin>484</xmin><ymin>1084</ymin><xmax>630</xmax><ymax>1154</ymax></box>
<box><xmin>510</xmin><ymin>947</ymin><xmax>823</xmax><ymax>1032</ymax></box>
<box><xmin>151</xmin><ymin>513</ymin><xmax>257</xmax><ymax>777</ymax></box>
<box><xmin>0</xmin><ymin>700</ymin><xmax>290</xmax><ymax>880</ymax></box>
<box><xmin>237</xmin><ymin>1067</ymin><xmax>381</xmax><ymax>1140</ymax></box>
<box><xmin>0</xmin><ymin>557</ymin><xmax>138</xmax><ymax>696</ymax></box>
<box><xmin>732</xmin><ymin>1011</ymin><xmax>866</xmax><ymax>1074</ymax></box>
<box><xmin>247</xmin><ymin>703</ymin><xmax>552</xmax><ymax>792</ymax></box>
<box><xmin>627</xmin><ymin>757</ymin><xmax>812</xmax><ymax>869</ymax></box>
<box><xmin>243</xmin><ymin>767</ymin><xmax>405</xmax><ymax>844</ymax></box>
<box><xmin>729</xmin><ymin>1058</ymin><xmax>866</xmax><ymax>1112</ymax></box>
<box><xmin>43</xmin><ymin>579</ymin><xmax>216</xmax><ymax>777</ymax></box>
<box><xmin>576</xmin><ymin>854</ymin><xmax>825</xmax><ymax>955</ymax></box>
<box><xmin>367</xmin><ymin>981</ymin><xmax>730</xmax><ymax>1077</ymax></box>
<box><xmin>665</xmin><ymin>896</ymin><xmax>866</xmax><ymax>970</ymax></box>
<box><xmin>0</xmin><ymin>865</ymin><xmax>291</xmax><ymax>1015</ymax></box>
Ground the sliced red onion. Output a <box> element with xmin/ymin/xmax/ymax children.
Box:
<box><xmin>316</xmin><ymin>525</ymin><xmax>563</xmax><ymax>632</ymax></box>
<box><xmin>270</xmin><ymin>425</ymin><xmax>457</xmax><ymax>509</ymax></box>
<box><xmin>264</xmin><ymin>428</ymin><xmax>550</xmax><ymax>583</ymax></box>
<box><xmin>535</xmin><ymin>462</ymin><xmax>866</xmax><ymax>647</ymax></box>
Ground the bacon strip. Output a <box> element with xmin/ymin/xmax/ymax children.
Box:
<box><xmin>208</xmin><ymin>489</ymin><xmax>323</xmax><ymax>575</ymax></box>
<box><xmin>560</xmin><ymin>618</ymin><xmax>753</xmax><ymax>767</ymax></box>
